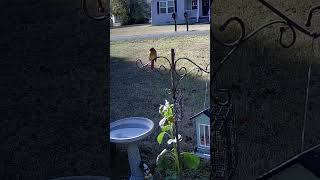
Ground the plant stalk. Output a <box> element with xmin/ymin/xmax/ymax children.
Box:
<box><xmin>170</xmin><ymin>48</ymin><xmax>182</xmax><ymax>179</ymax></box>
<box><xmin>170</xmin><ymin>126</ymin><xmax>180</xmax><ymax>175</ymax></box>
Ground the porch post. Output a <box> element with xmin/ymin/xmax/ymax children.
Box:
<box><xmin>197</xmin><ymin>0</ymin><xmax>200</xmax><ymax>22</ymax></box>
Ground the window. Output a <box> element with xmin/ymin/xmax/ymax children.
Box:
<box><xmin>158</xmin><ymin>0</ymin><xmax>175</xmax><ymax>14</ymax></box>
<box><xmin>192</xmin><ymin>0</ymin><xmax>198</xmax><ymax>9</ymax></box>
<box><xmin>159</xmin><ymin>1</ymin><xmax>167</xmax><ymax>14</ymax></box>
<box><xmin>199</xmin><ymin>124</ymin><xmax>210</xmax><ymax>147</ymax></box>
<box><xmin>167</xmin><ymin>0</ymin><xmax>175</xmax><ymax>13</ymax></box>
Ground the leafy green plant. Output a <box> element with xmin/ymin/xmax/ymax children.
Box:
<box><xmin>156</xmin><ymin>100</ymin><xmax>200</xmax><ymax>178</ymax></box>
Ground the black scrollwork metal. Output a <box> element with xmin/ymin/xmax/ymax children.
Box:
<box><xmin>306</xmin><ymin>6</ymin><xmax>320</xmax><ymax>27</ymax></box>
<box><xmin>136</xmin><ymin>53</ymin><xmax>210</xmax><ymax>84</ymax></box>
<box><xmin>82</xmin><ymin>0</ymin><xmax>107</xmax><ymax>20</ymax></box>
<box><xmin>211</xmin><ymin>0</ymin><xmax>320</xmax><ymax>179</ymax></box>
<box><xmin>212</xmin><ymin>1</ymin><xmax>320</xmax><ymax>79</ymax></box>
<box><xmin>211</xmin><ymin>3</ymin><xmax>320</xmax><ymax>108</ymax></box>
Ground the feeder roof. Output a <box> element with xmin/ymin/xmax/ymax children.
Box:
<box><xmin>190</xmin><ymin>108</ymin><xmax>210</xmax><ymax>120</ymax></box>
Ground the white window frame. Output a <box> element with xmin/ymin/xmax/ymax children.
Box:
<box><xmin>158</xmin><ymin>0</ymin><xmax>175</xmax><ymax>14</ymax></box>
<box><xmin>191</xmin><ymin>0</ymin><xmax>198</xmax><ymax>9</ymax></box>
<box><xmin>198</xmin><ymin>123</ymin><xmax>210</xmax><ymax>148</ymax></box>
<box><xmin>159</xmin><ymin>1</ymin><xmax>167</xmax><ymax>14</ymax></box>
<box><xmin>167</xmin><ymin>0</ymin><xmax>175</xmax><ymax>13</ymax></box>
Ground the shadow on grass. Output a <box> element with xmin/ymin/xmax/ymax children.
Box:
<box><xmin>212</xmin><ymin>21</ymin><xmax>320</xmax><ymax>180</ymax></box>
<box><xmin>110</xmin><ymin>56</ymin><xmax>211</xmax><ymax>179</ymax></box>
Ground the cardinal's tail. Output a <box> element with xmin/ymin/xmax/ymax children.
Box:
<box><xmin>151</xmin><ymin>60</ymin><xmax>154</xmax><ymax>70</ymax></box>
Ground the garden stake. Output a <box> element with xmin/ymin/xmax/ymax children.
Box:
<box><xmin>170</xmin><ymin>49</ymin><xmax>182</xmax><ymax>177</ymax></box>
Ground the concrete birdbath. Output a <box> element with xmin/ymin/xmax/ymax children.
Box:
<box><xmin>110</xmin><ymin>117</ymin><xmax>154</xmax><ymax>180</ymax></box>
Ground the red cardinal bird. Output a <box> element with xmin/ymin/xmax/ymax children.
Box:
<box><xmin>149</xmin><ymin>48</ymin><xmax>157</xmax><ymax>70</ymax></box>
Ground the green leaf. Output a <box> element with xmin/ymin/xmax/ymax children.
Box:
<box><xmin>181</xmin><ymin>152</ymin><xmax>200</xmax><ymax>170</ymax></box>
<box><xmin>164</xmin><ymin>107</ymin><xmax>173</xmax><ymax>118</ymax></box>
<box><xmin>159</xmin><ymin>104</ymin><xmax>165</xmax><ymax>115</ymax></box>
<box><xmin>167</xmin><ymin>115</ymin><xmax>174</xmax><ymax>124</ymax></box>
<box><xmin>163</xmin><ymin>110</ymin><xmax>169</xmax><ymax>118</ymax></box>
<box><xmin>159</xmin><ymin>100</ymin><xmax>175</xmax><ymax>120</ymax></box>
<box><xmin>157</xmin><ymin>132</ymin><xmax>167</xmax><ymax>144</ymax></box>
<box><xmin>161</xmin><ymin>124</ymin><xmax>172</xmax><ymax>132</ymax></box>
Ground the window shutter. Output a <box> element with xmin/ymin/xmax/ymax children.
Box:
<box><xmin>174</xmin><ymin>0</ymin><xmax>177</xmax><ymax>12</ymax></box>
<box><xmin>157</xmin><ymin>2</ymin><xmax>159</xmax><ymax>14</ymax></box>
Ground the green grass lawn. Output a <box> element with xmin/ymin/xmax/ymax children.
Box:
<box><xmin>212</xmin><ymin>0</ymin><xmax>320</xmax><ymax>179</ymax></box>
<box><xmin>110</xmin><ymin>35</ymin><xmax>210</xmax><ymax>179</ymax></box>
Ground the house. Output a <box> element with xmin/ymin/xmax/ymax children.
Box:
<box><xmin>151</xmin><ymin>0</ymin><xmax>210</xmax><ymax>25</ymax></box>
<box><xmin>190</xmin><ymin>108</ymin><xmax>210</xmax><ymax>159</ymax></box>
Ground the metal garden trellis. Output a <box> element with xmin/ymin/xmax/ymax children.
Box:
<box><xmin>135</xmin><ymin>50</ymin><xmax>235</xmax><ymax>180</ymax></box>
<box><xmin>211</xmin><ymin>0</ymin><xmax>320</xmax><ymax>179</ymax></box>
<box><xmin>136</xmin><ymin>49</ymin><xmax>210</xmax><ymax>178</ymax></box>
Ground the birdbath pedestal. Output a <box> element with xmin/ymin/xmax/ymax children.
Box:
<box><xmin>110</xmin><ymin>117</ymin><xmax>154</xmax><ymax>180</ymax></box>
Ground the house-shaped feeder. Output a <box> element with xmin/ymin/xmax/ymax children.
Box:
<box><xmin>190</xmin><ymin>108</ymin><xmax>210</xmax><ymax>159</ymax></box>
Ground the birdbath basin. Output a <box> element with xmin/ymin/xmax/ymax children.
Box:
<box><xmin>110</xmin><ymin>117</ymin><xmax>154</xmax><ymax>180</ymax></box>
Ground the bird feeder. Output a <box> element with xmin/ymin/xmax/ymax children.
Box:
<box><xmin>190</xmin><ymin>108</ymin><xmax>210</xmax><ymax>159</ymax></box>
<box><xmin>190</xmin><ymin>101</ymin><xmax>237</xmax><ymax>179</ymax></box>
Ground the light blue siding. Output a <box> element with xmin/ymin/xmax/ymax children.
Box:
<box><xmin>151</xmin><ymin>0</ymin><xmax>185</xmax><ymax>25</ymax></box>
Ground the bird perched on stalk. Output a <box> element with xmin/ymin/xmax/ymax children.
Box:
<box><xmin>149</xmin><ymin>48</ymin><xmax>157</xmax><ymax>70</ymax></box>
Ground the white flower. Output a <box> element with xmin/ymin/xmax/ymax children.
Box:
<box><xmin>167</xmin><ymin>138</ymin><xmax>176</xmax><ymax>145</ymax></box>
<box><xmin>163</xmin><ymin>100</ymin><xmax>170</xmax><ymax>111</ymax></box>
<box><xmin>159</xmin><ymin>117</ymin><xmax>166</xmax><ymax>128</ymax></box>
<box><xmin>159</xmin><ymin>104</ymin><xmax>164</xmax><ymax>114</ymax></box>
<box><xmin>156</xmin><ymin>149</ymin><xmax>168</xmax><ymax>165</ymax></box>
<box><xmin>143</xmin><ymin>164</ymin><xmax>148</xmax><ymax>169</ymax></box>
<box><xmin>164</xmin><ymin>99</ymin><xmax>170</xmax><ymax>107</ymax></box>
<box><xmin>167</xmin><ymin>134</ymin><xmax>182</xmax><ymax>145</ymax></box>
